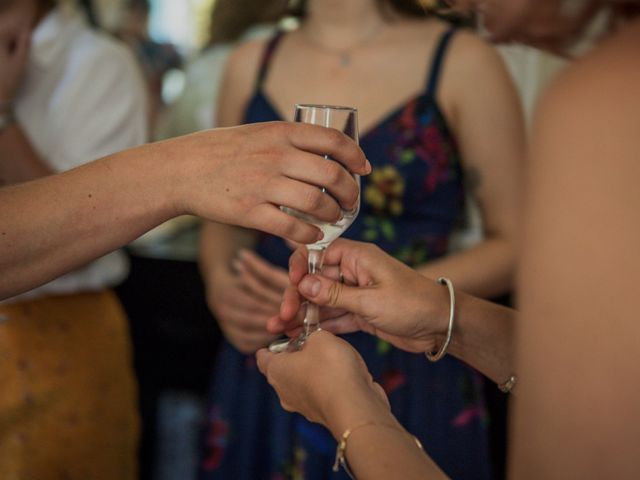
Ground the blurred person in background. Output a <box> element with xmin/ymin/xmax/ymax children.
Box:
<box><xmin>0</xmin><ymin>0</ymin><xmax>147</xmax><ymax>478</ymax></box>
<box><xmin>199</xmin><ymin>0</ymin><xmax>524</xmax><ymax>478</ymax></box>
<box><xmin>160</xmin><ymin>0</ymin><xmax>288</xmax><ymax>138</ymax></box>
<box><xmin>115</xmin><ymin>0</ymin><xmax>181</xmax><ymax>131</ymax></box>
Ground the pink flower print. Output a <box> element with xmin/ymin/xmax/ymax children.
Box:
<box><xmin>202</xmin><ymin>407</ymin><xmax>230</xmax><ymax>471</ymax></box>
<box><xmin>451</xmin><ymin>405</ymin><xmax>487</xmax><ymax>428</ymax></box>
<box><xmin>399</xmin><ymin>100</ymin><xmax>418</xmax><ymax>130</ymax></box>
<box><xmin>381</xmin><ymin>369</ymin><xmax>407</xmax><ymax>395</ymax></box>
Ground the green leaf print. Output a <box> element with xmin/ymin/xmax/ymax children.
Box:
<box><xmin>377</xmin><ymin>339</ymin><xmax>391</xmax><ymax>355</ymax></box>
<box><xmin>380</xmin><ymin>219</ymin><xmax>396</xmax><ymax>241</ymax></box>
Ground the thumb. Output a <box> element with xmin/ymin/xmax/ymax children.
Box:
<box><xmin>256</xmin><ymin>348</ymin><xmax>274</xmax><ymax>376</ymax></box>
<box><xmin>298</xmin><ymin>274</ymin><xmax>369</xmax><ymax>315</ymax></box>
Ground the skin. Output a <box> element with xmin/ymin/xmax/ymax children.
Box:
<box><xmin>200</xmin><ymin>0</ymin><xmax>524</xmax><ymax>354</ymax></box>
<box><xmin>257</xmin><ymin>11</ymin><xmax>640</xmax><ymax>480</ymax></box>
<box><xmin>0</xmin><ymin>122</ymin><xmax>369</xmax><ymax>300</ymax></box>
<box><xmin>270</xmin><ymin>239</ymin><xmax>516</xmax><ymax>386</ymax></box>
<box><xmin>0</xmin><ymin>0</ymin><xmax>56</xmax><ymax>185</ymax></box>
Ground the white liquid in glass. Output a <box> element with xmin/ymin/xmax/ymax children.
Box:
<box><xmin>282</xmin><ymin>206</ymin><xmax>359</xmax><ymax>249</ymax></box>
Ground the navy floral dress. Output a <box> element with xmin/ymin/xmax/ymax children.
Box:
<box><xmin>199</xmin><ymin>27</ymin><xmax>493</xmax><ymax>480</ymax></box>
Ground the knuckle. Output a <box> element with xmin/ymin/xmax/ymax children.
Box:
<box><xmin>304</xmin><ymin>188</ymin><xmax>324</xmax><ymax>211</ymax></box>
<box><xmin>323</xmin><ymin>161</ymin><xmax>342</xmax><ymax>185</ymax></box>
<box><xmin>272</xmin><ymin>121</ymin><xmax>291</xmax><ymax>139</ymax></box>
<box><xmin>279</xmin><ymin>216</ymin><xmax>298</xmax><ymax>238</ymax></box>
<box><xmin>327</xmin><ymin>128</ymin><xmax>346</xmax><ymax>149</ymax></box>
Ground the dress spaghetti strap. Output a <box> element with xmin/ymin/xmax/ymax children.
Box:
<box><xmin>426</xmin><ymin>27</ymin><xmax>458</xmax><ymax>97</ymax></box>
<box><xmin>255</xmin><ymin>31</ymin><xmax>286</xmax><ymax>90</ymax></box>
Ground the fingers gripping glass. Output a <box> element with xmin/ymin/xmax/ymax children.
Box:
<box><xmin>269</xmin><ymin>105</ymin><xmax>361</xmax><ymax>353</ymax></box>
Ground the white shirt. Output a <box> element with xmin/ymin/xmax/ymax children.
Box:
<box><xmin>8</xmin><ymin>8</ymin><xmax>148</xmax><ymax>301</ymax></box>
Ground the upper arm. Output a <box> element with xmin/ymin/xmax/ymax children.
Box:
<box><xmin>511</xmin><ymin>27</ymin><xmax>640</xmax><ymax>479</ymax></box>
<box><xmin>443</xmin><ymin>32</ymin><xmax>526</xmax><ymax>238</ymax></box>
<box><xmin>51</xmin><ymin>39</ymin><xmax>148</xmax><ymax>170</ymax></box>
<box><xmin>216</xmin><ymin>39</ymin><xmax>266</xmax><ymax>128</ymax></box>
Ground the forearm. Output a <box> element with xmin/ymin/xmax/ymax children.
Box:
<box><xmin>326</xmin><ymin>386</ymin><xmax>448</xmax><ymax>480</ymax></box>
<box><xmin>0</xmin><ymin>123</ymin><xmax>55</xmax><ymax>184</ymax></box>
<box><xmin>417</xmin><ymin>236</ymin><xmax>515</xmax><ymax>298</ymax></box>
<box><xmin>444</xmin><ymin>290</ymin><xmax>516</xmax><ymax>386</ymax></box>
<box><xmin>0</xmin><ymin>144</ymin><xmax>178</xmax><ymax>299</ymax></box>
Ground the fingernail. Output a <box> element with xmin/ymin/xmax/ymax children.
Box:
<box><xmin>364</xmin><ymin>159</ymin><xmax>372</xmax><ymax>174</ymax></box>
<box><xmin>316</xmin><ymin>230</ymin><xmax>324</xmax><ymax>242</ymax></box>
<box><xmin>300</xmin><ymin>277</ymin><xmax>321</xmax><ymax>297</ymax></box>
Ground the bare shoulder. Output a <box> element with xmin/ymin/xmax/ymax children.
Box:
<box><xmin>539</xmin><ymin>20</ymin><xmax>640</xmax><ymax>120</ymax></box>
<box><xmin>446</xmin><ymin>28</ymin><xmax>507</xmax><ymax>75</ymax></box>
<box><xmin>218</xmin><ymin>37</ymin><xmax>271</xmax><ymax>125</ymax></box>
<box><xmin>222</xmin><ymin>37</ymin><xmax>271</xmax><ymax>93</ymax></box>
<box><xmin>437</xmin><ymin>26</ymin><xmax>512</xmax><ymax>108</ymax></box>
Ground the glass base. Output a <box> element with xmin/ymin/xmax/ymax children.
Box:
<box><xmin>268</xmin><ymin>335</ymin><xmax>306</xmax><ymax>353</ymax></box>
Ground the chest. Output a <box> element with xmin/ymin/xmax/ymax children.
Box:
<box><xmin>263</xmin><ymin>43</ymin><xmax>434</xmax><ymax>133</ymax></box>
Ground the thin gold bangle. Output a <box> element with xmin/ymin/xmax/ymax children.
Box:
<box><xmin>425</xmin><ymin>277</ymin><xmax>455</xmax><ymax>362</ymax></box>
<box><xmin>333</xmin><ymin>422</ymin><xmax>423</xmax><ymax>479</ymax></box>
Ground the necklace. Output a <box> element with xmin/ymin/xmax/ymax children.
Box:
<box><xmin>300</xmin><ymin>22</ymin><xmax>386</xmax><ymax>67</ymax></box>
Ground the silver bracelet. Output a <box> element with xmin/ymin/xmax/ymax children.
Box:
<box><xmin>425</xmin><ymin>277</ymin><xmax>455</xmax><ymax>362</ymax></box>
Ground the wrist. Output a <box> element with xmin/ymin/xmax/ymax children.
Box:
<box><xmin>323</xmin><ymin>382</ymin><xmax>395</xmax><ymax>440</ymax></box>
<box><xmin>164</xmin><ymin>129</ymin><xmax>225</xmax><ymax>218</ymax></box>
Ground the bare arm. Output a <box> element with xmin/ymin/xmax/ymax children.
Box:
<box><xmin>257</xmin><ymin>331</ymin><xmax>449</xmax><ymax>480</ymax></box>
<box><xmin>1</xmin><ymin>121</ymin><xmax>369</xmax><ymax>300</ymax></box>
<box><xmin>418</xmin><ymin>33</ymin><xmax>525</xmax><ymax>298</ymax></box>
<box><xmin>0</xmin><ymin>145</ymin><xmax>177</xmax><ymax>299</ymax></box>
<box><xmin>511</xmin><ymin>21</ymin><xmax>640</xmax><ymax>479</ymax></box>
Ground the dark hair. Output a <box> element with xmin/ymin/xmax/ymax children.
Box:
<box><xmin>287</xmin><ymin>0</ymin><xmax>428</xmax><ymax>18</ymax></box>
<box><xmin>208</xmin><ymin>0</ymin><xmax>288</xmax><ymax>46</ymax></box>
<box><xmin>127</xmin><ymin>0</ymin><xmax>150</xmax><ymax>14</ymax></box>
<box><xmin>287</xmin><ymin>0</ymin><xmax>471</xmax><ymax>24</ymax></box>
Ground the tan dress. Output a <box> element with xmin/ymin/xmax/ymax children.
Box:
<box><xmin>0</xmin><ymin>291</ymin><xmax>139</xmax><ymax>480</ymax></box>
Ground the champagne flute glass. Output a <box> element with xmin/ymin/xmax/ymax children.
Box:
<box><xmin>269</xmin><ymin>104</ymin><xmax>360</xmax><ymax>353</ymax></box>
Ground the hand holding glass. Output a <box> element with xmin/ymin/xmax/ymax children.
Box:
<box><xmin>269</xmin><ymin>104</ymin><xmax>360</xmax><ymax>353</ymax></box>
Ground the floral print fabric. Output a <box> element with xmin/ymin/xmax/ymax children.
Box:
<box><xmin>199</xmin><ymin>28</ymin><xmax>493</xmax><ymax>480</ymax></box>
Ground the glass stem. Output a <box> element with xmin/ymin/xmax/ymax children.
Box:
<box><xmin>304</xmin><ymin>247</ymin><xmax>325</xmax><ymax>337</ymax></box>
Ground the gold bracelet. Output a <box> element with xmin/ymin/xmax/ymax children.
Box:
<box><xmin>333</xmin><ymin>422</ymin><xmax>424</xmax><ymax>479</ymax></box>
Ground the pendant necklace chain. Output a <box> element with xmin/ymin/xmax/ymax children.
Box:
<box><xmin>301</xmin><ymin>21</ymin><xmax>386</xmax><ymax>67</ymax></box>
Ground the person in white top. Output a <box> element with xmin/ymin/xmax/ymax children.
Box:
<box><xmin>0</xmin><ymin>0</ymin><xmax>148</xmax><ymax>477</ymax></box>
<box><xmin>0</xmin><ymin>1</ymin><xmax>147</xmax><ymax>300</ymax></box>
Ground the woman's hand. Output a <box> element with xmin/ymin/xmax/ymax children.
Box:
<box><xmin>235</xmin><ymin>249</ymin><xmax>290</xmax><ymax>310</ymax></box>
<box><xmin>256</xmin><ymin>330</ymin><xmax>390</xmax><ymax>437</ymax></box>
<box><xmin>164</xmin><ymin>122</ymin><xmax>370</xmax><ymax>245</ymax></box>
<box><xmin>268</xmin><ymin>239</ymin><xmax>451</xmax><ymax>354</ymax></box>
<box><xmin>206</xmin><ymin>262</ymin><xmax>279</xmax><ymax>355</ymax></box>
<box><xmin>206</xmin><ymin>250</ymin><xmax>289</xmax><ymax>354</ymax></box>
